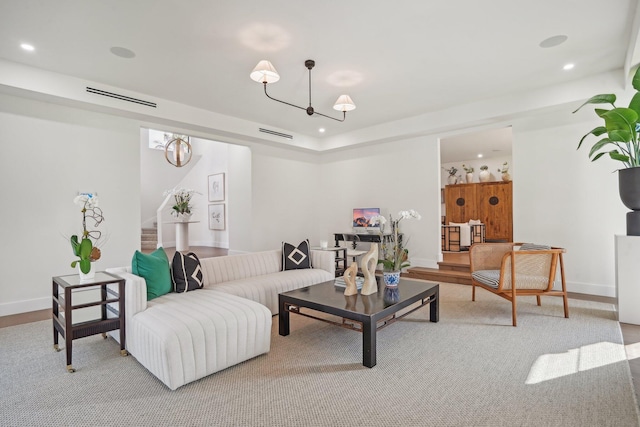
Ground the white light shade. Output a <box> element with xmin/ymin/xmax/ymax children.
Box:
<box><xmin>250</xmin><ymin>60</ymin><xmax>280</xmax><ymax>83</ymax></box>
<box><xmin>333</xmin><ymin>94</ymin><xmax>356</xmax><ymax>112</ymax></box>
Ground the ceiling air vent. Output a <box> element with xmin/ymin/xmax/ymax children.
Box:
<box><xmin>259</xmin><ymin>128</ymin><xmax>293</xmax><ymax>140</ymax></box>
<box><xmin>86</xmin><ymin>87</ymin><xmax>157</xmax><ymax>108</ymax></box>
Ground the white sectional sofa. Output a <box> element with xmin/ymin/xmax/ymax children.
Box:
<box><xmin>107</xmin><ymin>249</ymin><xmax>335</xmax><ymax>390</ymax></box>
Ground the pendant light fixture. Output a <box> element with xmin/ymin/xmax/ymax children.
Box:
<box><xmin>165</xmin><ymin>136</ymin><xmax>192</xmax><ymax>167</ymax></box>
<box><xmin>250</xmin><ymin>59</ymin><xmax>356</xmax><ymax>122</ymax></box>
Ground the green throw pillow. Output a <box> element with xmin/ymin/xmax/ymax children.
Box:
<box><xmin>132</xmin><ymin>248</ymin><xmax>172</xmax><ymax>300</ymax></box>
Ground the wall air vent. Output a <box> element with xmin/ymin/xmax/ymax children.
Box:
<box><xmin>86</xmin><ymin>87</ymin><xmax>157</xmax><ymax>108</ymax></box>
<box><xmin>259</xmin><ymin>128</ymin><xmax>293</xmax><ymax>140</ymax></box>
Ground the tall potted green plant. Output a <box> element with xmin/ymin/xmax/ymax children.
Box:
<box><xmin>573</xmin><ymin>66</ymin><xmax>640</xmax><ymax>235</ymax></box>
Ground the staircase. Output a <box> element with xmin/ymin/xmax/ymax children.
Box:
<box><xmin>405</xmin><ymin>252</ymin><xmax>472</xmax><ymax>285</ymax></box>
<box><xmin>141</xmin><ymin>224</ymin><xmax>158</xmax><ymax>252</ymax></box>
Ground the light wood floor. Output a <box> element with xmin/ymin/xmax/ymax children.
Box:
<box><xmin>2</xmin><ymin>247</ymin><xmax>638</xmax><ymax>401</ymax></box>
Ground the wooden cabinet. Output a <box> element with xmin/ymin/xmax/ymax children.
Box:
<box><xmin>444</xmin><ymin>181</ymin><xmax>512</xmax><ymax>242</ymax></box>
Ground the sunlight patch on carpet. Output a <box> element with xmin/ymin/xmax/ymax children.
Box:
<box><xmin>627</xmin><ymin>342</ymin><xmax>640</xmax><ymax>360</ymax></box>
<box><xmin>525</xmin><ymin>341</ymin><xmax>627</xmax><ymax>385</ymax></box>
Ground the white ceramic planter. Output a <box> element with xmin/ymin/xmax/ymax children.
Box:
<box><xmin>615</xmin><ymin>235</ymin><xmax>640</xmax><ymax>325</ymax></box>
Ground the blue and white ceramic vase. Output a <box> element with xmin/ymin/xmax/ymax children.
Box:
<box><xmin>383</xmin><ymin>270</ymin><xmax>401</xmax><ymax>287</ymax></box>
<box><xmin>383</xmin><ymin>286</ymin><xmax>400</xmax><ymax>306</ymax></box>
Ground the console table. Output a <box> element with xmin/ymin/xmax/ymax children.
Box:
<box><xmin>334</xmin><ymin>232</ymin><xmax>403</xmax><ymax>249</ymax></box>
<box><xmin>52</xmin><ymin>271</ymin><xmax>127</xmax><ymax>372</ymax></box>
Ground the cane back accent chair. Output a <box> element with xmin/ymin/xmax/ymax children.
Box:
<box><xmin>469</xmin><ymin>242</ymin><xmax>568</xmax><ymax>326</ymax></box>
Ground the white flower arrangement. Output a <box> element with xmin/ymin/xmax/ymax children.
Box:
<box><xmin>164</xmin><ymin>188</ymin><xmax>200</xmax><ymax>217</ymax></box>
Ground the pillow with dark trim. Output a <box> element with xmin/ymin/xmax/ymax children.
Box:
<box><xmin>282</xmin><ymin>239</ymin><xmax>313</xmax><ymax>271</ymax></box>
<box><xmin>171</xmin><ymin>252</ymin><xmax>204</xmax><ymax>293</ymax></box>
<box><xmin>132</xmin><ymin>248</ymin><xmax>172</xmax><ymax>301</ymax></box>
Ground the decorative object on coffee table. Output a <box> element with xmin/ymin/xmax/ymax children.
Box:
<box><xmin>383</xmin><ymin>270</ymin><xmax>401</xmax><ymax>287</ymax></box>
<box><xmin>343</xmin><ymin>262</ymin><xmax>359</xmax><ymax>296</ymax></box>
<box><xmin>373</xmin><ymin>209</ymin><xmax>421</xmax><ymax>283</ymax></box>
<box><xmin>360</xmin><ymin>243</ymin><xmax>378</xmax><ymax>295</ymax></box>
<box><xmin>383</xmin><ymin>285</ymin><xmax>400</xmax><ymax>306</ymax></box>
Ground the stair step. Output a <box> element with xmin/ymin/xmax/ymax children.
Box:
<box><xmin>141</xmin><ymin>234</ymin><xmax>157</xmax><ymax>241</ymax></box>
<box><xmin>437</xmin><ymin>261</ymin><xmax>470</xmax><ymax>272</ymax></box>
<box><xmin>405</xmin><ymin>267</ymin><xmax>472</xmax><ymax>285</ymax></box>
<box><xmin>141</xmin><ymin>242</ymin><xmax>157</xmax><ymax>250</ymax></box>
<box><xmin>141</xmin><ymin>228</ymin><xmax>157</xmax><ymax>233</ymax></box>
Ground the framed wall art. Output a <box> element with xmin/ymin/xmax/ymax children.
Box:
<box><xmin>208</xmin><ymin>203</ymin><xmax>226</xmax><ymax>230</ymax></box>
<box><xmin>208</xmin><ymin>173</ymin><xmax>225</xmax><ymax>202</ymax></box>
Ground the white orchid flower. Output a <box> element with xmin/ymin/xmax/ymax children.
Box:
<box><xmin>370</xmin><ymin>215</ymin><xmax>387</xmax><ymax>225</ymax></box>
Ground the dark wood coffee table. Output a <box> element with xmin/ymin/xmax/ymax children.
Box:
<box><xmin>279</xmin><ymin>277</ymin><xmax>438</xmax><ymax>368</ymax></box>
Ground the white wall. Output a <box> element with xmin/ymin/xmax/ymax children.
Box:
<box><xmin>227</xmin><ymin>144</ymin><xmax>252</xmax><ymax>254</ymax></box>
<box><xmin>512</xmin><ymin>116</ymin><xmax>626</xmax><ymax>297</ymax></box>
<box><xmin>0</xmin><ymin>93</ymin><xmax>140</xmax><ymax>315</ymax></box>
<box><xmin>249</xmin><ymin>144</ymin><xmax>323</xmax><ymax>252</ymax></box>
<box><xmin>319</xmin><ymin>136</ymin><xmax>442</xmax><ymax>269</ymax></box>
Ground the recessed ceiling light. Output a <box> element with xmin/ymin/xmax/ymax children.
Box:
<box><xmin>20</xmin><ymin>43</ymin><xmax>35</xmax><ymax>51</ymax></box>
<box><xmin>318</xmin><ymin>128</ymin><xmax>325</xmax><ymax>133</ymax></box>
<box><xmin>539</xmin><ymin>35</ymin><xmax>568</xmax><ymax>48</ymax></box>
<box><xmin>477</xmin><ymin>154</ymin><xmax>483</xmax><ymax>158</ymax></box>
<box><xmin>563</xmin><ymin>63</ymin><xmax>575</xmax><ymax>70</ymax></box>
<box><xmin>110</xmin><ymin>46</ymin><xmax>136</xmax><ymax>59</ymax></box>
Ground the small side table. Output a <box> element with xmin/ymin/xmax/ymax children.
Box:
<box><xmin>311</xmin><ymin>246</ymin><xmax>348</xmax><ymax>277</ymax></box>
<box><xmin>52</xmin><ymin>271</ymin><xmax>127</xmax><ymax>372</ymax></box>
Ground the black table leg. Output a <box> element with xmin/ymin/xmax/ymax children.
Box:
<box><xmin>362</xmin><ymin>319</ymin><xmax>376</xmax><ymax>368</ymax></box>
<box><xmin>279</xmin><ymin>299</ymin><xmax>290</xmax><ymax>336</ymax></box>
<box><xmin>430</xmin><ymin>288</ymin><xmax>439</xmax><ymax>323</ymax></box>
<box><xmin>65</xmin><ymin>287</ymin><xmax>75</xmax><ymax>372</ymax></box>
<box><xmin>52</xmin><ymin>280</ymin><xmax>59</xmax><ymax>351</ymax></box>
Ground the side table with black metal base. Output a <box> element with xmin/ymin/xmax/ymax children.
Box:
<box><xmin>52</xmin><ymin>271</ymin><xmax>127</xmax><ymax>372</ymax></box>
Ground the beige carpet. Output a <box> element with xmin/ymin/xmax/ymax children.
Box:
<box><xmin>1</xmin><ymin>283</ymin><xmax>639</xmax><ymax>426</ymax></box>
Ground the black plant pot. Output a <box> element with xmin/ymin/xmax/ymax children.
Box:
<box><xmin>619</xmin><ymin>167</ymin><xmax>640</xmax><ymax>235</ymax></box>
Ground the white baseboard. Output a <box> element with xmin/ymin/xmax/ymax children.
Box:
<box><xmin>158</xmin><ymin>240</ymin><xmax>229</xmax><ymax>249</ymax></box>
<box><xmin>0</xmin><ymin>297</ymin><xmax>50</xmax><ymax>317</ymax></box>
<box><xmin>190</xmin><ymin>239</ymin><xmax>229</xmax><ymax>249</ymax></box>
<box><xmin>565</xmin><ymin>281</ymin><xmax>615</xmax><ymax>298</ymax></box>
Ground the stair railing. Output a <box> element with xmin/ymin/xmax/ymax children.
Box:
<box><xmin>156</xmin><ymin>194</ymin><xmax>173</xmax><ymax>248</ymax></box>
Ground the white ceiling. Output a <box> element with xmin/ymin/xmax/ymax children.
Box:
<box><xmin>0</xmin><ymin>0</ymin><xmax>638</xmax><ymax>144</ymax></box>
<box><xmin>440</xmin><ymin>127</ymin><xmax>512</xmax><ymax>164</ymax></box>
